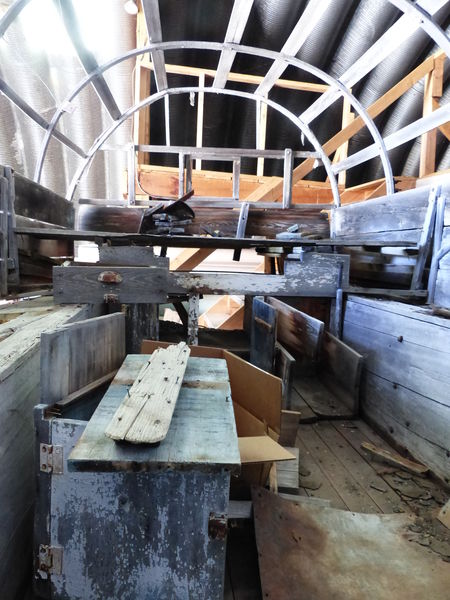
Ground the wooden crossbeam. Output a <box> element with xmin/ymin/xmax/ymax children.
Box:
<box><xmin>246</xmin><ymin>51</ymin><xmax>443</xmax><ymax>202</ymax></box>
<box><xmin>170</xmin><ymin>248</ymin><xmax>215</xmax><ymax>271</ymax></box>
<box><xmin>141</xmin><ymin>60</ymin><xmax>329</xmax><ymax>93</ymax></box>
<box><xmin>420</xmin><ymin>53</ymin><xmax>445</xmax><ymax>177</ymax></box>
<box><xmin>105</xmin><ymin>342</ymin><xmax>190</xmax><ymax>444</ymax></box>
<box><xmin>256</xmin><ymin>0</ymin><xmax>332</xmax><ymax>96</ymax></box>
<box><xmin>213</xmin><ymin>0</ymin><xmax>254</xmax><ymax>89</ymax></box>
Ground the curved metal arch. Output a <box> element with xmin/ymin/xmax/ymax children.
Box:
<box><xmin>0</xmin><ymin>0</ymin><xmax>447</xmax><ymax>197</ymax></box>
<box><xmin>35</xmin><ymin>40</ymin><xmax>394</xmax><ymax>197</ymax></box>
<box><xmin>66</xmin><ymin>85</ymin><xmax>341</xmax><ymax>204</ymax></box>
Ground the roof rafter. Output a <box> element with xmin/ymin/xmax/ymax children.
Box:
<box><xmin>213</xmin><ymin>0</ymin><xmax>255</xmax><ymax>89</ymax></box>
<box><xmin>256</xmin><ymin>0</ymin><xmax>332</xmax><ymax>97</ymax></box>
<box><xmin>300</xmin><ymin>0</ymin><xmax>448</xmax><ymax>124</ymax></box>
<box><xmin>0</xmin><ymin>77</ymin><xmax>86</xmax><ymax>157</ymax></box>
<box><xmin>57</xmin><ymin>0</ymin><xmax>122</xmax><ymax>121</ymax></box>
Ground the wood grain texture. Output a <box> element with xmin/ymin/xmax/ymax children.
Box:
<box><xmin>40</xmin><ymin>312</ymin><xmax>126</xmax><ymax>405</ymax></box>
<box><xmin>343</xmin><ymin>295</ymin><xmax>450</xmax><ymax>482</ymax></box>
<box><xmin>105</xmin><ymin>343</ymin><xmax>190</xmax><ymax>444</ymax></box>
<box><xmin>267</xmin><ymin>297</ymin><xmax>324</xmax><ymax>361</ymax></box>
<box><xmin>69</xmin><ymin>355</ymin><xmax>241</xmax><ymax>472</ymax></box>
<box><xmin>360</xmin><ymin>441</ymin><xmax>428</xmax><ymax>475</ymax></box>
<box><xmin>250</xmin><ymin>297</ymin><xmax>277</xmax><ymax>373</ymax></box>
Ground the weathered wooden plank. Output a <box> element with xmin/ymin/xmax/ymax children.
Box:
<box><xmin>105</xmin><ymin>343</ymin><xmax>190</xmax><ymax>444</ymax></box>
<box><xmin>274</xmin><ymin>343</ymin><xmax>295</xmax><ymax>406</ymax></box>
<box><xmin>300</xmin><ymin>424</ymin><xmax>382</xmax><ymax>513</ymax></box>
<box><xmin>53</xmin><ymin>265</ymin><xmax>168</xmax><ymax>304</ymax></box>
<box><xmin>343</xmin><ymin>318</ymin><xmax>450</xmax><ymax>408</ymax></box>
<box><xmin>40</xmin><ymin>313</ymin><xmax>126</xmax><ymax>405</ymax></box>
<box><xmin>359</xmin><ymin>371</ymin><xmax>450</xmax><ymax>483</ymax></box>
<box><xmin>54</xmin><ymin>260</ymin><xmax>344</xmax><ymax>303</ymax></box>
<box><xmin>294</xmin><ymin>376</ymin><xmax>355</xmax><ymax>419</ymax></box>
<box><xmin>69</xmin><ymin>355</ymin><xmax>241</xmax><ymax>472</ymax></box>
<box><xmin>322</xmin><ymin>331</ymin><xmax>362</xmax><ymax>414</ymax></box>
<box><xmin>0</xmin><ymin>303</ymin><xmax>92</xmax><ymax>599</ymax></box>
<box><xmin>125</xmin><ymin>303</ymin><xmax>159</xmax><ymax>353</ymax></box>
<box><xmin>14</xmin><ymin>171</ymin><xmax>74</xmax><ymax>227</ymax></box>
<box><xmin>360</xmin><ymin>442</ymin><xmax>428</xmax><ymax>476</ymax></box>
<box><xmin>250</xmin><ymin>297</ymin><xmax>277</xmax><ymax>373</ymax></box>
<box><xmin>267</xmin><ymin>297</ymin><xmax>324</xmax><ymax>361</ymax></box>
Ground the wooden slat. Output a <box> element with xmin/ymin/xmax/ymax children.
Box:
<box><xmin>171</xmin><ymin>248</ymin><xmax>215</xmax><ymax>271</ymax></box>
<box><xmin>250</xmin><ymin>297</ymin><xmax>277</xmax><ymax>373</ymax></box>
<box><xmin>360</xmin><ymin>441</ymin><xmax>428</xmax><ymax>476</ymax></box>
<box><xmin>245</xmin><ymin>52</ymin><xmax>441</xmax><ymax>202</ymax></box>
<box><xmin>105</xmin><ymin>342</ymin><xmax>190</xmax><ymax>444</ymax></box>
<box><xmin>267</xmin><ymin>297</ymin><xmax>324</xmax><ymax>361</ymax></box>
<box><xmin>419</xmin><ymin>54</ymin><xmax>445</xmax><ymax>177</ymax></box>
<box><xmin>40</xmin><ymin>313</ymin><xmax>126</xmax><ymax>405</ymax></box>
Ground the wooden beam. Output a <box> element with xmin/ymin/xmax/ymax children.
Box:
<box><xmin>134</xmin><ymin>63</ymin><xmax>151</xmax><ymax>165</ymax></box>
<box><xmin>246</xmin><ymin>51</ymin><xmax>442</xmax><ymax>202</ymax></box>
<box><xmin>170</xmin><ymin>248</ymin><xmax>215</xmax><ymax>271</ymax></box>
<box><xmin>195</xmin><ymin>73</ymin><xmax>205</xmax><ymax>171</ymax></box>
<box><xmin>213</xmin><ymin>0</ymin><xmax>254</xmax><ymax>88</ymax></box>
<box><xmin>420</xmin><ymin>54</ymin><xmax>445</xmax><ymax>177</ymax></box>
<box><xmin>141</xmin><ymin>59</ymin><xmax>329</xmax><ymax>93</ymax></box>
<box><xmin>256</xmin><ymin>0</ymin><xmax>332</xmax><ymax>96</ymax></box>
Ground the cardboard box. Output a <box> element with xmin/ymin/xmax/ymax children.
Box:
<box><xmin>141</xmin><ymin>340</ymin><xmax>294</xmax><ymax>487</ymax></box>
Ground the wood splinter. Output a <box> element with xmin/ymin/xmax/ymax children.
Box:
<box><xmin>105</xmin><ymin>342</ymin><xmax>191</xmax><ymax>444</ymax></box>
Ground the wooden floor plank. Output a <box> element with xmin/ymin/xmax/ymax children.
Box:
<box><xmin>294</xmin><ymin>376</ymin><xmax>354</xmax><ymax>419</ymax></box>
<box><xmin>296</xmin><ymin>428</ymin><xmax>347</xmax><ymax>510</ymax></box>
<box><xmin>299</xmin><ymin>424</ymin><xmax>381</xmax><ymax>513</ymax></box>
<box><xmin>319</xmin><ymin>422</ymin><xmax>409</xmax><ymax>514</ymax></box>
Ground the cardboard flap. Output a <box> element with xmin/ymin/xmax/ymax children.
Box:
<box><xmin>239</xmin><ymin>436</ymin><xmax>295</xmax><ymax>465</ymax></box>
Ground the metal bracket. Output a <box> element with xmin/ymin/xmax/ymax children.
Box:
<box><xmin>38</xmin><ymin>545</ymin><xmax>63</xmax><ymax>578</ymax></box>
<box><xmin>40</xmin><ymin>443</ymin><xmax>63</xmax><ymax>474</ymax></box>
<box><xmin>208</xmin><ymin>513</ymin><xmax>228</xmax><ymax>540</ymax></box>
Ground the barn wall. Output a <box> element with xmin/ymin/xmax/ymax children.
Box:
<box><xmin>342</xmin><ymin>295</ymin><xmax>450</xmax><ymax>484</ymax></box>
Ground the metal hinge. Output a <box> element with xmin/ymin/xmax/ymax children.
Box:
<box><xmin>40</xmin><ymin>444</ymin><xmax>63</xmax><ymax>474</ymax></box>
<box><xmin>208</xmin><ymin>513</ymin><xmax>228</xmax><ymax>540</ymax></box>
<box><xmin>38</xmin><ymin>545</ymin><xmax>63</xmax><ymax>578</ymax></box>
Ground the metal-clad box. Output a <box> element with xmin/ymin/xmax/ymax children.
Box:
<box><xmin>34</xmin><ymin>355</ymin><xmax>240</xmax><ymax>600</ymax></box>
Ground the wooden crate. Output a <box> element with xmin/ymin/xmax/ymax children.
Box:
<box><xmin>34</xmin><ymin>354</ymin><xmax>240</xmax><ymax>600</ymax></box>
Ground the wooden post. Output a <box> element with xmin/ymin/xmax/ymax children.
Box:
<box><xmin>133</xmin><ymin>63</ymin><xmax>151</xmax><ymax>166</ymax></box>
<box><xmin>420</xmin><ymin>54</ymin><xmax>445</xmax><ymax>177</ymax></box>
<box><xmin>256</xmin><ymin>97</ymin><xmax>268</xmax><ymax>177</ymax></box>
<box><xmin>195</xmin><ymin>73</ymin><xmax>205</xmax><ymax>171</ymax></box>
<box><xmin>0</xmin><ymin>176</ymin><xmax>8</xmax><ymax>297</ymax></box>
<box><xmin>126</xmin><ymin>304</ymin><xmax>159</xmax><ymax>354</ymax></box>
<box><xmin>187</xmin><ymin>294</ymin><xmax>199</xmax><ymax>345</ymax></box>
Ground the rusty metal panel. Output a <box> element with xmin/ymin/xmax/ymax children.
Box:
<box><xmin>252</xmin><ymin>487</ymin><xmax>450</xmax><ymax>600</ymax></box>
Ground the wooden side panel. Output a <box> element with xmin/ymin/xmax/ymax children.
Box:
<box><xmin>250</xmin><ymin>297</ymin><xmax>277</xmax><ymax>373</ymax></box>
<box><xmin>434</xmin><ymin>226</ymin><xmax>450</xmax><ymax>309</ymax></box>
<box><xmin>40</xmin><ymin>313</ymin><xmax>126</xmax><ymax>405</ymax></box>
<box><xmin>267</xmin><ymin>296</ymin><xmax>324</xmax><ymax>361</ymax></box>
<box><xmin>322</xmin><ymin>331</ymin><xmax>363</xmax><ymax>414</ymax></box>
<box><xmin>0</xmin><ymin>304</ymin><xmax>92</xmax><ymax>599</ymax></box>
<box><xmin>342</xmin><ymin>295</ymin><xmax>450</xmax><ymax>482</ymax></box>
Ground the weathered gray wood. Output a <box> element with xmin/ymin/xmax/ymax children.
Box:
<box><xmin>105</xmin><ymin>343</ymin><xmax>190</xmax><ymax>444</ymax></box>
<box><xmin>322</xmin><ymin>331</ymin><xmax>362</xmax><ymax>415</ymax></box>
<box><xmin>331</xmin><ymin>186</ymin><xmax>447</xmax><ymax>240</ymax></box>
<box><xmin>4</xmin><ymin>166</ymin><xmax>19</xmax><ymax>287</ymax></box>
<box><xmin>410</xmin><ymin>188</ymin><xmax>438</xmax><ymax>290</ymax></box>
<box><xmin>360</xmin><ymin>441</ymin><xmax>428</xmax><ymax>476</ymax></box>
<box><xmin>274</xmin><ymin>343</ymin><xmax>295</xmax><ymax>407</ymax></box>
<box><xmin>187</xmin><ymin>293</ymin><xmax>199</xmax><ymax>345</ymax></box>
<box><xmin>69</xmin><ymin>355</ymin><xmax>241</xmax><ymax>472</ymax></box>
<box><xmin>37</xmin><ymin>410</ymin><xmax>232</xmax><ymax>599</ymax></box>
<box><xmin>250</xmin><ymin>297</ymin><xmax>277</xmax><ymax>373</ymax></box>
<box><xmin>360</xmin><ymin>372</ymin><xmax>450</xmax><ymax>484</ymax></box>
<box><xmin>0</xmin><ymin>176</ymin><xmax>8</xmax><ymax>296</ymax></box>
<box><xmin>126</xmin><ymin>303</ymin><xmax>159</xmax><ymax>353</ymax></box>
<box><xmin>98</xmin><ymin>244</ymin><xmax>156</xmax><ymax>265</ymax></box>
<box><xmin>267</xmin><ymin>297</ymin><xmax>324</xmax><ymax>362</ymax></box>
<box><xmin>294</xmin><ymin>376</ymin><xmax>356</xmax><ymax>419</ymax></box>
<box><xmin>54</xmin><ymin>255</ymin><xmax>346</xmax><ymax>302</ymax></box>
<box><xmin>428</xmin><ymin>196</ymin><xmax>446</xmax><ymax>303</ymax></box>
<box><xmin>343</xmin><ymin>303</ymin><xmax>450</xmax><ymax>407</ymax></box>
<box><xmin>53</xmin><ymin>265</ymin><xmax>169</xmax><ymax>304</ymax></box>
<box><xmin>40</xmin><ymin>313</ymin><xmax>126</xmax><ymax>405</ymax></box>
<box><xmin>0</xmin><ymin>303</ymin><xmax>92</xmax><ymax>599</ymax></box>
<box><xmin>13</xmin><ymin>171</ymin><xmax>74</xmax><ymax>227</ymax></box>
<box><xmin>343</xmin><ymin>295</ymin><xmax>450</xmax><ymax>482</ymax></box>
